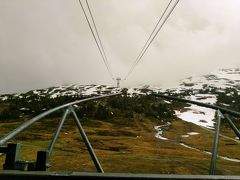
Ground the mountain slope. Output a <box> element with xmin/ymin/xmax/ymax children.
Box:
<box><xmin>0</xmin><ymin>68</ymin><xmax>239</xmax><ymax>129</ymax></box>
<box><xmin>0</xmin><ymin>68</ymin><xmax>240</xmax><ymax>174</ymax></box>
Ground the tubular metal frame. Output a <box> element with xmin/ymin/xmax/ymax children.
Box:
<box><xmin>152</xmin><ymin>93</ymin><xmax>240</xmax><ymax>175</ymax></box>
<box><xmin>0</xmin><ymin>92</ymin><xmax>239</xmax><ymax>175</ymax></box>
<box><xmin>0</xmin><ymin>93</ymin><xmax>122</xmax><ymax>172</ymax></box>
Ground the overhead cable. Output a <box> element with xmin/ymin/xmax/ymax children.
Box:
<box><xmin>78</xmin><ymin>0</ymin><xmax>114</xmax><ymax>80</ymax></box>
<box><xmin>125</xmin><ymin>0</ymin><xmax>173</xmax><ymax>80</ymax></box>
<box><xmin>124</xmin><ymin>0</ymin><xmax>180</xmax><ymax>80</ymax></box>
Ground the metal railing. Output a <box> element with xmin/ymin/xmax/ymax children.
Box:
<box><xmin>0</xmin><ymin>93</ymin><xmax>122</xmax><ymax>172</ymax></box>
<box><xmin>152</xmin><ymin>93</ymin><xmax>240</xmax><ymax>175</ymax></box>
<box><xmin>0</xmin><ymin>92</ymin><xmax>239</xmax><ymax>175</ymax></box>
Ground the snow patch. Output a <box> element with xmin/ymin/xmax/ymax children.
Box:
<box><xmin>154</xmin><ymin>122</ymin><xmax>171</xmax><ymax>141</ymax></box>
<box><xmin>127</xmin><ymin>88</ymin><xmax>144</xmax><ymax>97</ymax></box>
<box><xmin>175</xmin><ymin>94</ymin><xmax>217</xmax><ymax>129</ymax></box>
<box><xmin>164</xmin><ymin>100</ymin><xmax>171</xmax><ymax>104</ymax></box>
<box><xmin>180</xmin><ymin>143</ymin><xmax>240</xmax><ymax>163</ymax></box>
<box><xmin>50</xmin><ymin>92</ymin><xmax>61</xmax><ymax>99</ymax></box>
<box><xmin>83</xmin><ymin>86</ymin><xmax>98</xmax><ymax>96</ymax></box>
<box><xmin>181</xmin><ymin>135</ymin><xmax>190</xmax><ymax>138</ymax></box>
<box><xmin>20</xmin><ymin>107</ymin><xmax>30</xmax><ymax>111</ymax></box>
<box><xmin>0</xmin><ymin>96</ymin><xmax>8</xmax><ymax>101</ymax></box>
<box><xmin>181</xmin><ymin>132</ymin><xmax>199</xmax><ymax>138</ymax></box>
<box><xmin>187</xmin><ymin>132</ymin><xmax>199</xmax><ymax>135</ymax></box>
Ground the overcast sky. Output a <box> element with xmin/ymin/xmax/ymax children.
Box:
<box><xmin>0</xmin><ymin>0</ymin><xmax>240</xmax><ymax>94</ymax></box>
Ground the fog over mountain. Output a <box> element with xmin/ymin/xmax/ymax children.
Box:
<box><xmin>1</xmin><ymin>68</ymin><xmax>239</xmax><ymax>130</ymax></box>
<box><xmin>0</xmin><ymin>0</ymin><xmax>240</xmax><ymax>94</ymax></box>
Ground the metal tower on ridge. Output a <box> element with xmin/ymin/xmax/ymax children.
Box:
<box><xmin>116</xmin><ymin>77</ymin><xmax>121</xmax><ymax>88</ymax></box>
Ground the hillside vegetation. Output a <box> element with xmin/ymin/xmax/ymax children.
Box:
<box><xmin>0</xmin><ymin>68</ymin><xmax>240</xmax><ymax>174</ymax></box>
<box><xmin>0</xmin><ymin>93</ymin><xmax>240</xmax><ymax>174</ymax></box>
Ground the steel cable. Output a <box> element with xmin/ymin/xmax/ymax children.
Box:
<box><xmin>78</xmin><ymin>0</ymin><xmax>114</xmax><ymax>80</ymax></box>
<box><xmin>125</xmin><ymin>0</ymin><xmax>180</xmax><ymax>80</ymax></box>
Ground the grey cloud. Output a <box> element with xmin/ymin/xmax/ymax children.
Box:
<box><xmin>0</xmin><ymin>0</ymin><xmax>239</xmax><ymax>93</ymax></box>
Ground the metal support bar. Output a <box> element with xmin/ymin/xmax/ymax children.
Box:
<box><xmin>36</xmin><ymin>151</ymin><xmax>50</xmax><ymax>171</ymax></box>
<box><xmin>48</xmin><ymin>108</ymin><xmax>70</xmax><ymax>155</ymax></box>
<box><xmin>224</xmin><ymin>114</ymin><xmax>240</xmax><ymax>139</ymax></box>
<box><xmin>2</xmin><ymin>144</ymin><xmax>37</xmax><ymax>171</ymax></box>
<box><xmin>70</xmin><ymin>107</ymin><xmax>104</xmax><ymax>173</ymax></box>
<box><xmin>3</xmin><ymin>143</ymin><xmax>20</xmax><ymax>170</ymax></box>
<box><xmin>209</xmin><ymin>110</ymin><xmax>223</xmax><ymax>175</ymax></box>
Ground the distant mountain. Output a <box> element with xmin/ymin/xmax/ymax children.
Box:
<box><xmin>0</xmin><ymin>68</ymin><xmax>239</xmax><ymax>100</ymax></box>
<box><xmin>0</xmin><ymin>85</ymin><xmax>121</xmax><ymax>101</ymax></box>
<box><xmin>0</xmin><ymin>68</ymin><xmax>239</xmax><ymax>129</ymax></box>
<box><xmin>154</xmin><ymin>68</ymin><xmax>240</xmax><ymax>129</ymax></box>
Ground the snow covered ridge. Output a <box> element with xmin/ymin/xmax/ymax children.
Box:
<box><xmin>148</xmin><ymin>68</ymin><xmax>240</xmax><ymax>130</ymax></box>
<box><xmin>0</xmin><ymin>68</ymin><xmax>239</xmax><ymax>131</ymax></box>
<box><xmin>0</xmin><ymin>85</ymin><xmax>122</xmax><ymax>101</ymax></box>
<box><xmin>0</xmin><ymin>85</ymin><xmax>149</xmax><ymax>101</ymax></box>
<box><xmin>147</xmin><ymin>68</ymin><xmax>240</xmax><ymax>95</ymax></box>
<box><xmin>0</xmin><ymin>68</ymin><xmax>239</xmax><ymax>103</ymax></box>
<box><xmin>180</xmin><ymin>68</ymin><xmax>240</xmax><ymax>92</ymax></box>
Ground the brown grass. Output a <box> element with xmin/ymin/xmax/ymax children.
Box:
<box><xmin>0</xmin><ymin>116</ymin><xmax>240</xmax><ymax>175</ymax></box>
